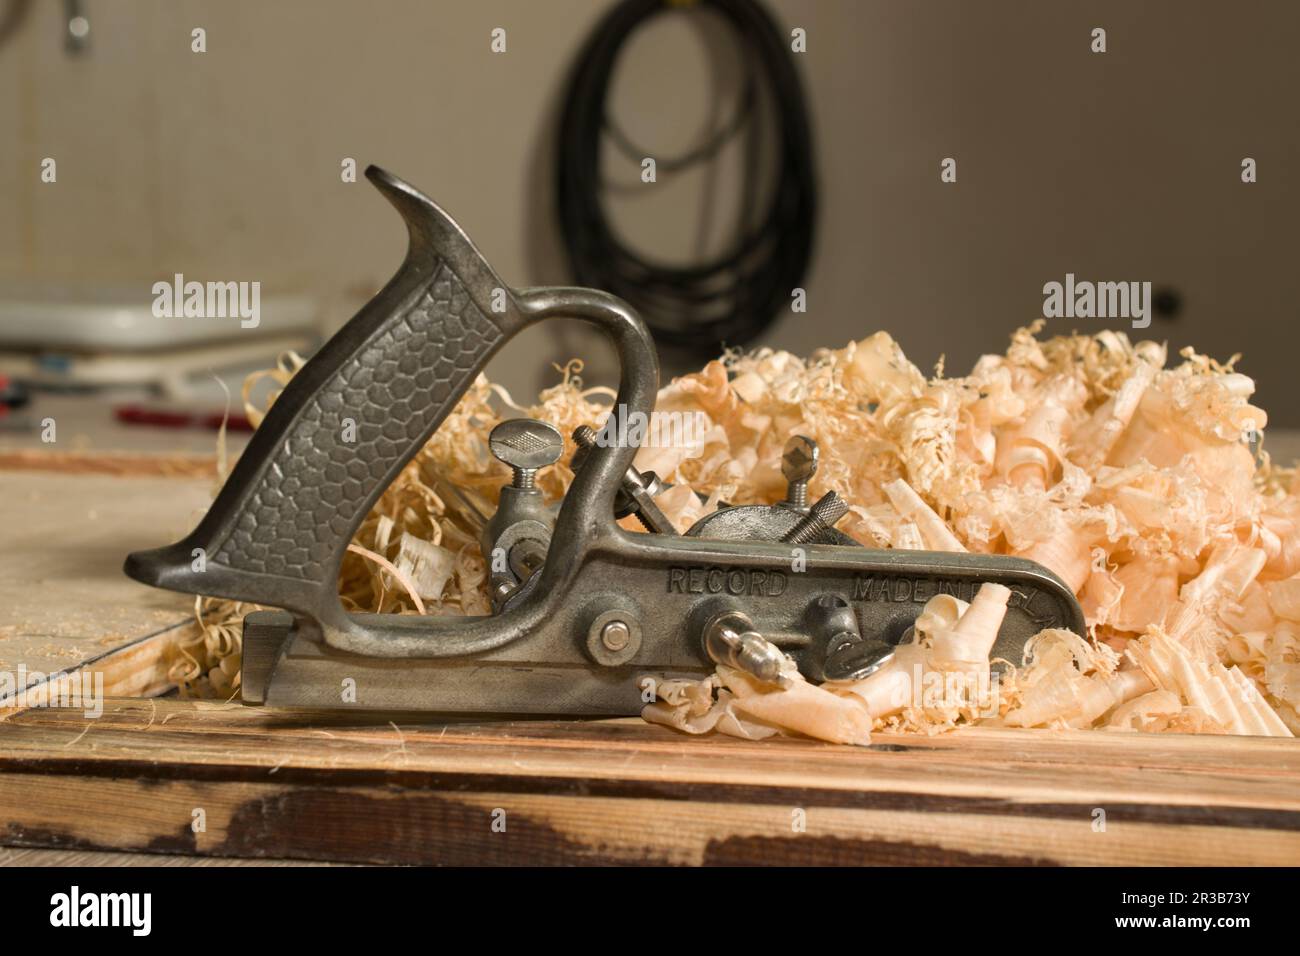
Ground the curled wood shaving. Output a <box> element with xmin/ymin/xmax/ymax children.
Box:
<box><xmin>188</xmin><ymin>328</ymin><xmax>1297</xmax><ymax>744</ymax></box>
<box><xmin>169</xmin><ymin>596</ymin><xmax>247</xmax><ymax>700</ymax></box>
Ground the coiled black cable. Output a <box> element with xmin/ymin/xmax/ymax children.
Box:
<box><xmin>556</xmin><ymin>0</ymin><xmax>817</xmax><ymax>353</ymax></box>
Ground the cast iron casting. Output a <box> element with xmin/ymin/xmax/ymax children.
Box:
<box><xmin>124</xmin><ymin>166</ymin><xmax>1085</xmax><ymax>714</ymax></box>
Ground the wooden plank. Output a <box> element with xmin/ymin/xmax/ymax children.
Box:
<box><xmin>0</xmin><ymin>395</ymin><xmax>253</xmax><ymax>701</ymax></box>
<box><xmin>0</xmin><ymin>470</ymin><xmax>214</xmax><ymax>701</ymax></box>
<box><xmin>0</xmin><ymin>698</ymin><xmax>1296</xmax><ymax>865</ymax></box>
<box><xmin>0</xmin><ymin>847</ymin><xmax>342</xmax><ymax>867</ymax></box>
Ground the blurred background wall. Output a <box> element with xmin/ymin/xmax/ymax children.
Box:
<box><xmin>1</xmin><ymin>0</ymin><xmax>1297</xmax><ymax>419</ymax></box>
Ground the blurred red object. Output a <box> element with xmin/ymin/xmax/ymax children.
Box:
<box><xmin>0</xmin><ymin>374</ymin><xmax>30</xmax><ymax>417</ymax></box>
<box><xmin>115</xmin><ymin>404</ymin><xmax>254</xmax><ymax>432</ymax></box>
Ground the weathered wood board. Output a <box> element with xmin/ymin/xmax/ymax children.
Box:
<box><xmin>0</xmin><ymin>698</ymin><xmax>1296</xmax><ymax>866</ymax></box>
<box><xmin>0</xmin><ymin>470</ymin><xmax>214</xmax><ymax>700</ymax></box>
<box><xmin>0</xmin><ymin>393</ymin><xmax>251</xmax><ymax>697</ymax></box>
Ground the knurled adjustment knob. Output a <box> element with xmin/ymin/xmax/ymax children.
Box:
<box><xmin>780</xmin><ymin>490</ymin><xmax>849</xmax><ymax>544</ymax></box>
<box><xmin>489</xmin><ymin>419</ymin><xmax>563</xmax><ymax>490</ymax></box>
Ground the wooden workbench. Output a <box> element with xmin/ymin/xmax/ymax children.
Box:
<box><xmin>1</xmin><ymin>698</ymin><xmax>1297</xmax><ymax>865</ymax></box>
<box><xmin>2</xmin><ymin>409</ymin><xmax>1299</xmax><ymax>866</ymax></box>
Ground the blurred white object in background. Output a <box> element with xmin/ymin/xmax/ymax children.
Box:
<box><xmin>0</xmin><ymin>281</ymin><xmax>319</xmax><ymax>399</ymax></box>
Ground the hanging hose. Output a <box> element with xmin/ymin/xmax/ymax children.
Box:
<box><xmin>556</xmin><ymin>0</ymin><xmax>817</xmax><ymax>353</ymax></box>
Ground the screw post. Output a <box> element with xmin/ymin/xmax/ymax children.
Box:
<box><xmin>781</xmin><ymin>435</ymin><xmax>819</xmax><ymax>510</ymax></box>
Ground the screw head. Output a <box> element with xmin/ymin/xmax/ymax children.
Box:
<box><xmin>489</xmin><ymin>419</ymin><xmax>564</xmax><ymax>470</ymax></box>
<box><xmin>585</xmin><ymin>609</ymin><xmax>642</xmax><ymax>666</ymax></box>
<box><xmin>601</xmin><ymin>620</ymin><xmax>631</xmax><ymax>651</ymax></box>
<box><xmin>490</xmin><ymin>579</ymin><xmax>516</xmax><ymax>607</ymax></box>
<box><xmin>782</xmin><ymin>435</ymin><xmax>819</xmax><ymax>483</ymax></box>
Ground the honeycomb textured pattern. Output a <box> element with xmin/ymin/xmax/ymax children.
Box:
<box><xmin>213</xmin><ymin>263</ymin><xmax>500</xmax><ymax>581</ymax></box>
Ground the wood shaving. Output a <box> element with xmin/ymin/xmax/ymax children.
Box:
<box><xmin>188</xmin><ymin>326</ymin><xmax>1296</xmax><ymax>743</ymax></box>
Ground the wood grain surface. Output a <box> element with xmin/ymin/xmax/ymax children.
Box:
<box><xmin>0</xmin><ymin>470</ymin><xmax>214</xmax><ymax>702</ymax></box>
<box><xmin>0</xmin><ymin>698</ymin><xmax>1296</xmax><ymax>866</ymax></box>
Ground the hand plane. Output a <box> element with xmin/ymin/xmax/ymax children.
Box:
<box><xmin>124</xmin><ymin>166</ymin><xmax>1084</xmax><ymax>715</ymax></box>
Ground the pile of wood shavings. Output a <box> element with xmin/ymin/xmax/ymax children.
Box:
<box><xmin>184</xmin><ymin>325</ymin><xmax>1299</xmax><ymax>746</ymax></box>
